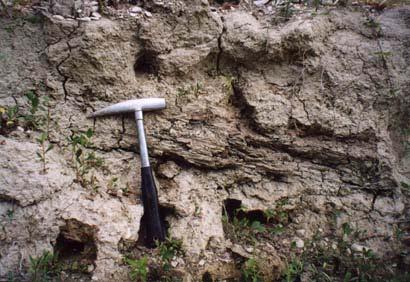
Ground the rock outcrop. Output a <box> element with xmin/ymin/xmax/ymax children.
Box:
<box><xmin>0</xmin><ymin>0</ymin><xmax>409</xmax><ymax>280</ymax></box>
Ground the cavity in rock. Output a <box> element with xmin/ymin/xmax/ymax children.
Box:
<box><xmin>134</xmin><ymin>51</ymin><xmax>159</xmax><ymax>75</ymax></box>
<box><xmin>54</xmin><ymin>219</ymin><xmax>97</xmax><ymax>275</ymax></box>
<box><xmin>223</xmin><ymin>198</ymin><xmax>267</xmax><ymax>224</ymax></box>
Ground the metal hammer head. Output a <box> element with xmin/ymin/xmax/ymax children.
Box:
<box><xmin>89</xmin><ymin>98</ymin><xmax>166</xmax><ymax>118</ymax></box>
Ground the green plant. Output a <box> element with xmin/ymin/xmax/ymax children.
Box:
<box><xmin>374</xmin><ymin>51</ymin><xmax>392</xmax><ymax>61</ymax></box>
<box><xmin>4</xmin><ymin>25</ymin><xmax>14</xmax><ymax>33</ymax></box>
<box><xmin>280</xmin><ymin>0</ymin><xmax>294</xmax><ymax>20</ymax></box>
<box><xmin>271</xmin><ymin>223</ymin><xmax>285</xmax><ymax>235</ymax></box>
<box><xmin>68</xmin><ymin>129</ymin><xmax>103</xmax><ymax>188</ymax></box>
<box><xmin>6</xmin><ymin>209</ymin><xmax>14</xmax><ymax>221</ymax></box>
<box><xmin>342</xmin><ymin>222</ymin><xmax>353</xmax><ymax>236</ymax></box>
<box><xmin>157</xmin><ymin>237</ymin><xmax>184</xmax><ymax>271</ymax></box>
<box><xmin>7</xmin><ymin>271</ymin><xmax>16</xmax><ymax>282</ymax></box>
<box><xmin>250</xmin><ymin>221</ymin><xmax>266</xmax><ymax>233</ymax></box>
<box><xmin>23</xmin><ymin>90</ymin><xmax>45</xmax><ymax>129</ymax></box>
<box><xmin>0</xmin><ymin>105</ymin><xmax>19</xmax><ymax>132</ymax></box>
<box><xmin>23</xmin><ymin>94</ymin><xmax>53</xmax><ymax>172</ymax></box>
<box><xmin>222</xmin><ymin>75</ymin><xmax>234</xmax><ymax>93</ymax></box>
<box><xmin>283</xmin><ymin>257</ymin><xmax>304</xmax><ymax>282</ymax></box>
<box><xmin>401</xmin><ymin>181</ymin><xmax>410</xmax><ymax>192</ymax></box>
<box><xmin>29</xmin><ymin>251</ymin><xmax>60</xmax><ymax>281</ymax></box>
<box><xmin>36</xmin><ymin>131</ymin><xmax>53</xmax><ymax>173</ymax></box>
<box><xmin>242</xmin><ymin>258</ymin><xmax>262</xmax><ymax>282</ymax></box>
<box><xmin>124</xmin><ymin>256</ymin><xmax>148</xmax><ymax>282</ymax></box>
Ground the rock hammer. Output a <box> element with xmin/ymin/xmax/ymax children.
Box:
<box><xmin>89</xmin><ymin>98</ymin><xmax>166</xmax><ymax>247</ymax></box>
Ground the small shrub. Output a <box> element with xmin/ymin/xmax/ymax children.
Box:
<box><xmin>242</xmin><ymin>258</ymin><xmax>262</xmax><ymax>282</ymax></box>
<box><xmin>283</xmin><ymin>257</ymin><xmax>303</xmax><ymax>282</ymax></box>
<box><xmin>36</xmin><ymin>131</ymin><xmax>53</xmax><ymax>173</ymax></box>
<box><xmin>124</xmin><ymin>256</ymin><xmax>148</xmax><ymax>282</ymax></box>
<box><xmin>0</xmin><ymin>104</ymin><xmax>19</xmax><ymax>133</ymax></box>
<box><xmin>68</xmin><ymin>128</ymin><xmax>103</xmax><ymax>188</ymax></box>
<box><xmin>157</xmin><ymin>237</ymin><xmax>184</xmax><ymax>271</ymax></box>
<box><xmin>29</xmin><ymin>251</ymin><xmax>60</xmax><ymax>282</ymax></box>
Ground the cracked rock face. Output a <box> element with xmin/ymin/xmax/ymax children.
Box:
<box><xmin>1</xmin><ymin>0</ymin><xmax>410</xmax><ymax>280</ymax></box>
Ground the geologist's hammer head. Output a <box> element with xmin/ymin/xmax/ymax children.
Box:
<box><xmin>88</xmin><ymin>98</ymin><xmax>166</xmax><ymax>118</ymax></box>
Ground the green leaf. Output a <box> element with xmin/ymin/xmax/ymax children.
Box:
<box><xmin>40</xmin><ymin>132</ymin><xmax>47</xmax><ymax>143</ymax></box>
<box><xmin>85</xmin><ymin>128</ymin><xmax>93</xmax><ymax>138</ymax></box>
<box><xmin>401</xmin><ymin>182</ymin><xmax>410</xmax><ymax>190</ymax></box>
<box><xmin>46</xmin><ymin>144</ymin><xmax>54</xmax><ymax>152</ymax></box>
<box><xmin>343</xmin><ymin>271</ymin><xmax>352</xmax><ymax>282</ymax></box>
<box><xmin>342</xmin><ymin>222</ymin><xmax>353</xmax><ymax>236</ymax></box>
<box><xmin>251</xmin><ymin>221</ymin><xmax>266</xmax><ymax>233</ymax></box>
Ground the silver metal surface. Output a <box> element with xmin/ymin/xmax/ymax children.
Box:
<box><xmin>89</xmin><ymin>98</ymin><xmax>166</xmax><ymax>168</ymax></box>
<box><xmin>135</xmin><ymin>111</ymin><xmax>150</xmax><ymax>167</ymax></box>
<box><xmin>89</xmin><ymin>98</ymin><xmax>166</xmax><ymax>118</ymax></box>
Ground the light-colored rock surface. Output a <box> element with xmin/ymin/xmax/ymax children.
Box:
<box><xmin>0</xmin><ymin>136</ymin><xmax>73</xmax><ymax>206</ymax></box>
<box><xmin>0</xmin><ymin>0</ymin><xmax>409</xmax><ymax>280</ymax></box>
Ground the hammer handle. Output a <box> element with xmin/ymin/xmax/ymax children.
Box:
<box><xmin>141</xmin><ymin>166</ymin><xmax>166</xmax><ymax>246</ymax></box>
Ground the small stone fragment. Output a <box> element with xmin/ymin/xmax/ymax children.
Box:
<box><xmin>91</xmin><ymin>12</ymin><xmax>101</xmax><ymax>20</ymax></box>
<box><xmin>129</xmin><ymin>6</ymin><xmax>142</xmax><ymax>13</ymax></box>
<box><xmin>245</xmin><ymin>246</ymin><xmax>254</xmax><ymax>253</ymax></box>
<box><xmin>254</xmin><ymin>0</ymin><xmax>270</xmax><ymax>6</ymax></box>
<box><xmin>144</xmin><ymin>11</ymin><xmax>152</xmax><ymax>17</ymax></box>
<box><xmin>171</xmin><ymin>260</ymin><xmax>178</xmax><ymax>267</ymax></box>
<box><xmin>198</xmin><ymin>259</ymin><xmax>205</xmax><ymax>266</ymax></box>
<box><xmin>52</xmin><ymin>15</ymin><xmax>65</xmax><ymax>21</ymax></box>
<box><xmin>77</xmin><ymin>17</ymin><xmax>91</xmax><ymax>22</ymax></box>
<box><xmin>296</xmin><ymin>229</ymin><xmax>305</xmax><ymax>237</ymax></box>
<box><xmin>351</xmin><ymin>243</ymin><xmax>370</xmax><ymax>253</ymax></box>
<box><xmin>87</xmin><ymin>264</ymin><xmax>95</xmax><ymax>273</ymax></box>
<box><xmin>294</xmin><ymin>238</ymin><xmax>304</xmax><ymax>248</ymax></box>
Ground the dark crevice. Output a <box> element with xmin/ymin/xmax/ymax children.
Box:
<box><xmin>134</xmin><ymin>51</ymin><xmax>159</xmax><ymax>75</ymax></box>
<box><xmin>216</xmin><ymin>16</ymin><xmax>226</xmax><ymax>74</ymax></box>
<box><xmin>156</xmin><ymin>151</ymin><xmax>238</xmax><ymax>172</ymax></box>
<box><xmin>202</xmin><ymin>271</ymin><xmax>213</xmax><ymax>282</ymax></box>
<box><xmin>223</xmin><ymin>198</ymin><xmax>267</xmax><ymax>224</ymax></box>
<box><xmin>54</xmin><ymin>219</ymin><xmax>97</xmax><ymax>276</ymax></box>
<box><xmin>54</xmin><ymin>21</ymin><xmax>80</xmax><ymax>102</ymax></box>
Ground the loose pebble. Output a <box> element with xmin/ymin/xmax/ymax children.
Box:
<box><xmin>52</xmin><ymin>15</ymin><xmax>65</xmax><ymax>21</ymax></box>
<box><xmin>245</xmin><ymin>246</ymin><xmax>254</xmax><ymax>253</ymax></box>
<box><xmin>78</xmin><ymin>17</ymin><xmax>91</xmax><ymax>22</ymax></box>
<box><xmin>294</xmin><ymin>238</ymin><xmax>304</xmax><ymax>248</ymax></box>
<box><xmin>129</xmin><ymin>6</ymin><xmax>143</xmax><ymax>13</ymax></box>
<box><xmin>296</xmin><ymin>229</ymin><xmax>305</xmax><ymax>237</ymax></box>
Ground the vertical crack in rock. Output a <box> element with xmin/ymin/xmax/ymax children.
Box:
<box><xmin>216</xmin><ymin>16</ymin><xmax>226</xmax><ymax>74</ymax></box>
<box><xmin>54</xmin><ymin>22</ymin><xmax>80</xmax><ymax>101</ymax></box>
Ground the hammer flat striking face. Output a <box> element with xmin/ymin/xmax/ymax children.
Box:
<box><xmin>89</xmin><ymin>98</ymin><xmax>166</xmax><ymax>247</ymax></box>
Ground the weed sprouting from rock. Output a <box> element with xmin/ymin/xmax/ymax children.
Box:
<box><xmin>124</xmin><ymin>256</ymin><xmax>148</xmax><ymax>282</ymax></box>
<box><xmin>36</xmin><ymin>131</ymin><xmax>53</xmax><ymax>174</ymax></box>
<box><xmin>68</xmin><ymin>128</ymin><xmax>103</xmax><ymax>189</ymax></box>
<box><xmin>242</xmin><ymin>258</ymin><xmax>262</xmax><ymax>282</ymax></box>
<box><xmin>29</xmin><ymin>251</ymin><xmax>60</xmax><ymax>282</ymax></box>
<box><xmin>0</xmin><ymin>104</ymin><xmax>19</xmax><ymax>134</ymax></box>
<box><xmin>157</xmin><ymin>237</ymin><xmax>184</xmax><ymax>271</ymax></box>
